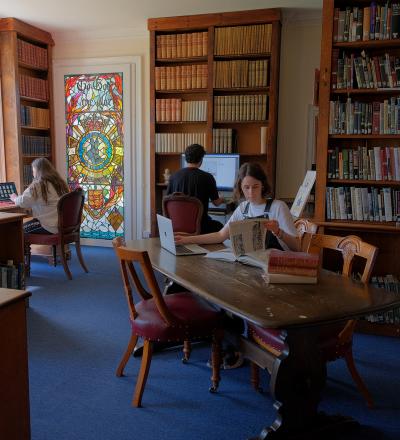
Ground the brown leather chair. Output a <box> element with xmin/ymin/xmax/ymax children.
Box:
<box><xmin>249</xmin><ymin>234</ymin><xmax>378</xmax><ymax>408</ymax></box>
<box><xmin>112</xmin><ymin>237</ymin><xmax>223</xmax><ymax>407</ymax></box>
<box><xmin>162</xmin><ymin>192</ymin><xmax>203</xmax><ymax>235</ymax></box>
<box><xmin>24</xmin><ymin>188</ymin><xmax>88</xmax><ymax>280</ymax></box>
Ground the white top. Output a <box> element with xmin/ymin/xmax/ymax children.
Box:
<box><xmin>15</xmin><ymin>183</ymin><xmax>61</xmax><ymax>234</ymax></box>
<box><xmin>224</xmin><ymin>199</ymin><xmax>298</xmax><ymax>251</ymax></box>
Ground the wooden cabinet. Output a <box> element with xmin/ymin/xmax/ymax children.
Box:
<box><xmin>316</xmin><ymin>0</ymin><xmax>400</xmax><ymax>336</ymax></box>
<box><xmin>0</xmin><ymin>18</ymin><xmax>54</xmax><ymax>194</ymax></box>
<box><xmin>148</xmin><ymin>9</ymin><xmax>281</xmax><ymax>235</ymax></box>
<box><xmin>0</xmin><ymin>288</ymin><xmax>31</xmax><ymax>440</ymax></box>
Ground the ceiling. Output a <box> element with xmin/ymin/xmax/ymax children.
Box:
<box><xmin>0</xmin><ymin>0</ymin><xmax>322</xmax><ymax>41</ymax></box>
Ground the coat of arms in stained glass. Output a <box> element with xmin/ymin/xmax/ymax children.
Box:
<box><xmin>65</xmin><ymin>73</ymin><xmax>124</xmax><ymax>239</ymax></box>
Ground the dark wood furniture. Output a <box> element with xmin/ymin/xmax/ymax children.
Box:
<box><xmin>162</xmin><ymin>192</ymin><xmax>203</xmax><ymax>234</ymax></box>
<box><xmin>112</xmin><ymin>237</ymin><xmax>222</xmax><ymax>407</ymax></box>
<box><xmin>125</xmin><ymin>237</ymin><xmax>400</xmax><ymax>439</ymax></box>
<box><xmin>315</xmin><ymin>0</ymin><xmax>400</xmax><ymax>336</ymax></box>
<box><xmin>250</xmin><ymin>234</ymin><xmax>378</xmax><ymax>408</ymax></box>
<box><xmin>0</xmin><ymin>288</ymin><xmax>31</xmax><ymax>440</ymax></box>
<box><xmin>24</xmin><ymin>188</ymin><xmax>88</xmax><ymax>280</ymax></box>
<box><xmin>0</xmin><ymin>18</ymin><xmax>54</xmax><ymax>194</ymax></box>
<box><xmin>148</xmin><ymin>9</ymin><xmax>281</xmax><ymax>235</ymax></box>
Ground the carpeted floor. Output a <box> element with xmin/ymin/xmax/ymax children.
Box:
<box><xmin>26</xmin><ymin>245</ymin><xmax>400</xmax><ymax>440</ymax></box>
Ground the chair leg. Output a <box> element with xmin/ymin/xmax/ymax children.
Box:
<box><xmin>182</xmin><ymin>340</ymin><xmax>191</xmax><ymax>363</ymax></box>
<box><xmin>209</xmin><ymin>330</ymin><xmax>222</xmax><ymax>393</ymax></box>
<box><xmin>75</xmin><ymin>240</ymin><xmax>89</xmax><ymax>273</ymax></box>
<box><xmin>59</xmin><ymin>243</ymin><xmax>73</xmax><ymax>280</ymax></box>
<box><xmin>52</xmin><ymin>245</ymin><xmax>57</xmax><ymax>267</ymax></box>
<box><xmin>133</xmin><ymin>339</ymin><xmax>153</xmax><ymax>408</ymax></box>
<box><xmin>344</xmin><ymin>350</ymin><xmax>374</xmax><ymax>408</ymax></box>
<box><xmin>24</xmin><ymin>242</ymin><xmax>31</xmax><ymax>277</ymax></box>
<box><xmin>250</xmin><ymin>362</ymin><xmax>262</xmax><ymax>392</ymax></box>
<box><xmin>116</xmin><ymin>334</ymin><xmax>138</xmax><ymax>377</ymax></box>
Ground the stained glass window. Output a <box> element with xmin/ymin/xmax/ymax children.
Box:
<box><xmin>65</xmin><ymin>73</ymin><xmax>124</xmax><ymax>240</ymax></box>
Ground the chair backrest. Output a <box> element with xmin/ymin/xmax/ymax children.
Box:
<box><xmin>57</xmin><ymin>188</ymin><xmax>85</xmax><ymax>236</ymax></box>
<box><xmin>112</xmin><ymin>237</ymin><xmax>179</xmax><ymax>326</ymax></box>
<box><xmin>294</xmin><ymin>218</ymin><xmax>318</xmax><ymax>252</ymax></box>
<box><xmin>308</xmin><ymin>234</ymin><xmax>378</xmax><ymax>284</ymax></box>
<box><xmin>162</xmin><ymin>192</ymin><xmax>203</xmax><ymax>234</ymax></box>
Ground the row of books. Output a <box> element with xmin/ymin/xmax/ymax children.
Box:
<box><xmin>364</xmin><ymin>274</ymin><xmax>400</xmax><ymax>324</ymax></box>
<box><xmin>327</xmin><ymin>146</ymin><xmax>400</xmax><ymax>181</ymax></box>
<box><xmin>212</xmin><ymin>129</ymin><xmax>235</xmax><ymax>154</ymax></box>
<box><xmin>154</xmin><ymin>65</ymin><xmax>207</xmax><ymax>91</ymax></box>
<box><xmin>213</xmin><ymin>60</ymin><xmax>269</xmax><ymax>88</ymax></box>
<box><xmin>333</xmin><ymin>3</ymin><xmax>400</xmax><ymax>42</ymax></box>
<box><xmin>325</xmin><ymin>185</ymin><xmax>400</xmax><ymax>222</ymax></box>
<box><xmin>156</xmin><ymin>32</ymin><xmax>208</xmax><ymax>59</ymax></box>
<box><xmin>214</xmin><ymin>24</ymin><xmax>272</xmax><ymax>55</ymax></box>
<box><xmin>155</xmin><ymin>99</ymin><xmax>207</xmax><ymax>122</ymax></box>
<box><xmin>23</xmin><ymin>164</ymin><xmax>33</xmax><ymax>187</ymax></box>
<box><xmin>214</xmin><ymin>95</ymin><xmax>267</xmax><ymax>122</ymax></box>
<box><xmin>19</xmin><ymin>74</ymin><xmax>49</xmax><ymax>101</ymax></box>
<box><xmin>21</xmin><ymin>135</ymin><xmax>51</xmax><ymax>156</ymax></box>
<box><xmin>329</xmin><ymin>98</ymin><xmax>400</xmax><ymax>134</ymax></box>
<box><xmin>155</xmin><ymin>132</ymin><xmax>207</xmax><ymax>153</ymax></box>
<box><xmin>332</xmin><ymin>50</ymin><xmax>400</xmax><ymax>90</ymax></box>
<box><xmin>0</xmin><ymin>261</ymin><xmax>24</xmax><ymax>289</ymax></box>
<box><xmin>20</xmin><ymin>105</ymin><xmax>50</xmax><ymax>128</ymax></box>
<box><xmin>17</xmin><ymin>38</ymin><xmax>48</xmax><ymax>69</ymax></box>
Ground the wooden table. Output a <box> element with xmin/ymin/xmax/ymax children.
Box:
<box><xmin>0</xmin><ymin>288</ymin><xmax>31</xmax><ymax>440</ymax></box>
<box><xmin>127</xmin><ymin>238</ymin><xmax>400</xmax><ymax>439</ymax></box>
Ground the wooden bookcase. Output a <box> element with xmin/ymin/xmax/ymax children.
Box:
<box><xmin>0</xmin><ymin>18</ymin><xmax>54</xmax><ymax>194</ymax></box>
<box><xmin>316</xmin><ymin>0</ymin><xmax>400</xmax><ymax>336</ymax></box>
<box><xmin>148</xmin><ymin>9</ymin><xmax>281</xmax><ymax>235</ymax></box>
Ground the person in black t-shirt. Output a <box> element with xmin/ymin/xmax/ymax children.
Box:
<box><xmin>166</xmin><ymin>143</ymin><xmax>225</xmax><ymax>233</ymax></box>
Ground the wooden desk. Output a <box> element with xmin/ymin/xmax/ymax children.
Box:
<box><xmin>0</xmin><ymin>288</ymin><xmax>31</xmax><ymax>440</ymax></box>
<box><xmin>127</xmin><ymin>238</ymin><xmax>400</xmax><ymax>439</ymax></box>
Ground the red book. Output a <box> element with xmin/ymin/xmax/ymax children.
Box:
<box><xmin>267</xmin><ymin>249</ymin><xmax>320</xmax><ymax>269</ymax></box>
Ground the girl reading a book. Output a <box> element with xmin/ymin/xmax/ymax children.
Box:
<box><xmin>10</xmin><ymin>157</ymin><xmax>69</xmax><ymax>234</ymax></box>
<box><xmin>175</xmin><ymin>162</ymin><xmax>300</xmax><ymax>251</ymax></box>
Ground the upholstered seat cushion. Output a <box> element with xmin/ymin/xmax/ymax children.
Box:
<box><xmin>25</xmin><ymin>233</ymin><xmax>59</xmax><ymax>245</ymax></box>
<box><xmin>248</xmin><ymin>324</ymin><xmax>284</xmax><ymax>354</ymax></box>
<box><xmin>132</xmin><ymin>292</ymin><xmax>221</xmax><ymax>341</ymax></box>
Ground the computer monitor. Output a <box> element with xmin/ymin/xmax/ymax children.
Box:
<box><xmin>181</xmin><ymin>154</ymin><xmax>240</xmax><ymax>191</ymax></box>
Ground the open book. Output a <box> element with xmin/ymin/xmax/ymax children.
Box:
<box><xmin>206</xmin><ymin>219</ymin><xmax>268</xmax><ymax>269</ymax></box>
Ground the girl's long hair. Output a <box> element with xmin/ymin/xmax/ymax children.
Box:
<box><xmin>233</xmin><ymin>162</ymin><xmax>271</xmax><ymax>201</ymax></box>
<box><xmin>29</xmin><ymin>158</ymin><xmax>69</xmax><ymax>203</ymax></box>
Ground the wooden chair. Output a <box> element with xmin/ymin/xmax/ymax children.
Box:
<box><xmin>162</xmin><ymin>192</ymin><xmax>203</xmax><ymax>235</ymax></box>
<box><xmin>294</xmin><ymin>218</ymin><xmax>318</xmax><ymax>251</ymax></box>
<box><xmin>112</xmin><ymin>237</ymin><xmax>223</xmax><ymax>407</ymax></box>
<box><xmin>249</xmin><ymin>234</ymin><xmax>378</xmax><ymax>408</ymax></box>
<box><xmin>24</xmin><ymin>188</ymin><xmax>88</xmax><ymax>280</ymax></box>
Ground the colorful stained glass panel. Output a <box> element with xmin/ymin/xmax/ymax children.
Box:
<box><xmin>65</xmin><ymin>73</ymin><xmax>124</xmax><ymax>240</ymax></box>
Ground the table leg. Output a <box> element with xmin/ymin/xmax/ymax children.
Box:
<box><xmin>253</xmin><ymin>326</ymin><xmax>359</xmax><ymax>440</ymax></box>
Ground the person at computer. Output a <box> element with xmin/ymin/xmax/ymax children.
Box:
<box><xmin>166</xmin><ymin>143</ymin><xmax>226</xmax><ymax>233</ymax></box>
<box><xmin>10</xmin><ymin>157</ymin><xmax>69</xmax><ymax>234</ymax></box>
<box><xmin>175</xmin><ymin>162</ymin><xmax>300</xmax><ymax>252</ymax></box>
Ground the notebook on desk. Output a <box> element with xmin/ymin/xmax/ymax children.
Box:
<box><xmin>156</xmin><ymin>214</ymin><xmax>208</xmax><ymax>256</ymax></box>
<box><xmin>0</xmin><ymin>182</ymin><xmax>17</xmax><ymax>207</ymax></box>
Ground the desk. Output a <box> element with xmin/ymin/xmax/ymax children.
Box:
<box><xmin>127</xmin><ymin>238</ymin><xmax>400</xmax><ymax>439</ymax></box>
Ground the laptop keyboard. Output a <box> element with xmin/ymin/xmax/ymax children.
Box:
<box><xmin>175</xmin><ymin>245</ymin><xmax>194</xmax><ymax>254</ymax></box>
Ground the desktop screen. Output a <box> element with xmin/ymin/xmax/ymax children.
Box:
<box><xmin>181</xmin><ymin>154</ymin><xmax>240</xmax><ymax>191</ymax></box>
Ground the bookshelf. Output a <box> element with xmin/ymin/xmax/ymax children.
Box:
<box><xmin>0</xmin><ymin>18</ymin><xmax>54</xmax><ymax>194</ymax></box>
<box><xmin>316</xmin><ymin>0</ymin><xmax>400</xmax><ymax>336</ymax></box>
<box><xmin>148</xmin><ymin>9</ymin><xmax>281</xmax><ymax>235</ymax></box>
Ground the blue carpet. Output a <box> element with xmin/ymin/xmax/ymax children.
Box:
<box><xmin>26</xmin><ymin>246</ymin><xmax>400</xmax><ymax>440</ymax></box>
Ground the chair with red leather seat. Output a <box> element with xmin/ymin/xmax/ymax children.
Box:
<box><xmin>24</xmin><ymin>187</ymin><xmax>88</xmax><ymax>280</ymax></box>
<box><xmin>112</xmin><ymin>237</ymin><xmax>223</xmax><ymax>407</ymax></box>
<box><xmin>162</xmin><ymin>192</ymin><xmax>203</xmax><ymax>235</ymax></box>
<box><xmin>249</xmin><ymin>234</ymin><xmax>378</xmax><ymax>408</ymax></box>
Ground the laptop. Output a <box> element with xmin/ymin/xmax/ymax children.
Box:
<box><xmin>156</xmin><ymin>214</ymin><xmax>208</xmax><ymax>256</ymax></box>
<box><xmin>0</xmin><ymin>181</ymin><xmax>17</xmax><ymax>207</ymax></box>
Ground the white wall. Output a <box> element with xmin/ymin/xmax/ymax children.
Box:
<box><xmin>53</xmin><ymin>13</ymin><xmax>321</xmax><ymax>235</ymax></box>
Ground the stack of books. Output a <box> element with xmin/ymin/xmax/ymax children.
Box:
<box><xmin>264</xmin><ymin>249</ymin><xmax>320</xmax><ymax>284</ymax></box>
